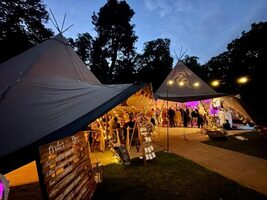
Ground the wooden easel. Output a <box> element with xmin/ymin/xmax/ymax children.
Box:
<box><xmin>136</xmin><ymin>118</ymin><xmax>156</xmax><ymax>166</ymax></box>
<box><xmin>137</xmin><ymin>123</ymin><xmax>147</xmax><ymax>166</ymax></box>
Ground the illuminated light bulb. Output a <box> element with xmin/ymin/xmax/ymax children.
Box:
<box><xmin>237</xmin><ymin>76</ymin><xmax>248</xmax><ymax>84</ymax></box>
<box><xmin>193</xmin><ymin>82</ymin><xmax>200</xmax><ymax>87</ymax></box>
<box><xmin>179</xmin><ymin>81</ymin><xmax>184</xmax><ymax>86</ymax></box>
<box><xmin>211</xmin><ymin>80</ymin><xmax>220</xmax><ymax>87</ymax></box>
<box><xmin>167</xmin><ymin>80</ymin><xmax>174</xmax><ymax>86</ymax></box>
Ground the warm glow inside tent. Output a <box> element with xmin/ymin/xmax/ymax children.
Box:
<box><xmin>155</xmin><ymin>61</ymin><xmax>254</xmax><ymax>128</ymax></box>
<box><xmin>0</xmin><ymin>34</ymin><xmax>147</xmax><ymax>173</ymax></box>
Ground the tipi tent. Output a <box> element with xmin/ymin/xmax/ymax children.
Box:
<box><xmin>155</xmin><ymin>61</ymin><xmax>254</xmax><ymax>125</ymax></box>
<box><xmin>0</xmin><ymin>34</ymin><xmax>146</xmax><ymax>173</ymax></box>
<box><xmin>156</xmin><ymin>61</ymin><xmax>224</xmax><ymax>102</ymax></box>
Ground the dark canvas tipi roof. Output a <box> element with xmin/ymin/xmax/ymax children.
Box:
<box><xmin>0</xmin><ymin>34</ymin><xmax>100</xmax><ymax>95</ymax></box>
<box><xmin>156</xmin><ymin>61</ymin><xmax>224</xmax><ymax>102</ymax></box>
<box><xmin>0</xmin><ymin>34</ymin><xmax>145</xmax><ymax>173</ymax></box>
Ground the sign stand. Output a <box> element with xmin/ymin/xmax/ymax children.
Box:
<box><xmin>137</xmin><ymin>121</ymin><xmax>156</xmax><ymax>166</ymax></box>
<box><xmin>37</xmin><ymin>131</ymin><xmax>96</xmax><ymax>200</ymax></box>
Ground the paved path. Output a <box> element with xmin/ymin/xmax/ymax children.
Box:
<box><xmin>154</xmin><ymin>127</ymin><xmax>267</xmax><ymax>196</ymax></box>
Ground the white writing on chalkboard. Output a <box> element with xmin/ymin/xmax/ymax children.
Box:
<box><xmin>48</xmin><ymin>141</ymin><xmax>65</xmax><ymax>155</ymax></box>
<box><xmin>72</xmin><ymin>135</ymin><xmax>79</xmax><ymax>145</ymax></box>
<box><xmin>39</xmin><ymin>131</ymin><xmax>96</xmax><ymax>200</ymax></box>
<box><xmin>45</xmin><ymin>148</ymin><xmax>73</xmax><ymax>168</ymax></box>
<box><xmin>48</xmin><ymin>164</ymin><xmax>74</xmax><ymax>187</ymax></box>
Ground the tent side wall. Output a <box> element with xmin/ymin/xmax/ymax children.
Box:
<box><xmin>0</xmin><ymin>83</ymin><xmax>146</xmax><ymax>174</ymax></box>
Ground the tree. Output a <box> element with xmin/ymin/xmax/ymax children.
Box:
<box><xmin>182</xmin><ymin>55</ymin><xmax>209</xmax><ymax>81</ymax></box>
<box><xmin>113</xmin><ymin>56</ymin><xmax>137</xmax><ymax>83</ymax></box>
<box><xmin>91</xmin><ymin>0</ymin><xmax>138</xmax><ymax>83</ymax></box>
<box><xmin>0</xmin><ymin>0</ymin><xmax>53</xmax><ymax>63</ymax></box>
<box><xmin>73</xmin><ymin>33</ymin><xmax>93</xmax><ymax>66</ymax></box>
<box><xmin>90</xmin><ymin>38</ymin><xmax>109</xmax><ymax>83</ymax></box>
<box><xmin>136</xmin><ymin>38</ymin><xmax>173</xmax><ymax>91</ymax></box>
<box><xmin>203</xmin><ymin>52</ymin><xmax>232</xmax><ymax>92</ymax></box>
<box><xmin>203</xmin><ymin>22</ymin><xmax>267</xmax><ymax>125</ymax></box>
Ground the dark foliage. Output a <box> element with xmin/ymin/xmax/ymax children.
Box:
<box><xmin>90</xmin><ymin>0</ymin><xmax>138</xmax><ymax>83</ymax></box>
<box><xmin>0</xmin><ymin>0</ymin><xmax>53</xmax><ymax>63</ymax></box>
<box><xmin>136</xmin><ymin>39</ymin><xmax>173</xmax><ymax>91</ymax></box>
<box><xmin>203</xmin><ymin>22</ymin><xmax>267</xmax><ymax>125</ymax></box>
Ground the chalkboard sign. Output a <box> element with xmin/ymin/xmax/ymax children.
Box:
<box><xmin>114</xmin><ymin>145</ymin><xmax>131</xmax><ymax>165</ymax></box>
<box><xmin>39</xmin><ymin>131</ymin><xmax>96</xmax><ymax>200</ymax></box>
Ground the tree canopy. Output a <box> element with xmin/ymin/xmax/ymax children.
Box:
<box><xmin>203</xmin><ymin>22</ymin><xmax>267</xmax><ymax>125</ymax></box>
<box><xmin>72</xmin><ymin>0</ymin><xmax>173</xmax><ymax>88</ymax></box>
<box><xmin>72</xmin><ymin>33</ymin><xmax>93</xmax><ymax>66</ymax></box>
<box><xmin>181</xmin><ymin>55</ymin><xmax>209</xmax><ymax>81</ymax></box>
<box><xmin>0</xmin><ymin>0</ymin><xmax>53</xmax><ymax>63</ymax></box>
<box><xmin>136</xmin><ymin>38</ymin><xmax>173</xmax><ymax>91</ymax></box>
<box><xmin>90</xmin><ymin>0</ymin><xmax>138</xmax><ymax>83</ymax></box>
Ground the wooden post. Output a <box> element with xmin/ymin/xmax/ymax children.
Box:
<box><xmin>99</xmin><ymin>129</ymin><xmax>105</xmax><ymax>152</ymax></box>
<box><xmin>129</xmin><ymin>121</ymin><xmax>137</xmax><ymax>151</ymax></box>
<box><xmin>116</xmin><ymin>129</ymin><xmax>121</xmax><ymax>145</ymax></box>
<box><xmin>126</xmin><ymin>127</ymin><xmax>130</xmax><ymax>152</ymax></box>
<box><xmin>35</xmin><ymin>149</ymin><xmax>49</xmax><ymax>200</ymax></box>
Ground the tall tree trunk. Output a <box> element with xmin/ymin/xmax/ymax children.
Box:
<box><xmin>107</xmin><ymin>40</ymin><xmax>118</xmax><ymax>83</ymax></box>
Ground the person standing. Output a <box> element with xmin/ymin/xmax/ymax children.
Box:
<box><xmin>168</xmin><ymin>107</ymin><xmax>175</xmax><ymax>127</ymax></box>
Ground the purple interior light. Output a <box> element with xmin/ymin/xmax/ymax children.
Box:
<box><xmin>210</xmin><ymin>107</ymin><xmax>219</xmax><ymax>115</ymax></box>
<box><xmin>185</xmin><ymin>101</ymin><xmax>199</xmax><ymax>108</ymax></box>
<box><xmin>202</xmin><ymin>99</ymin><xmax>211</xmax><ymax>104</ymax></box>
<box><xmin>0</xmin><ymin>182</ymin><xmax>4</xmax><ymax>198</ymax></box>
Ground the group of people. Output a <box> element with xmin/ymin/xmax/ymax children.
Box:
<box><xmin>87</xmin><ymin>111</ymin><xmax>155</xmax><ymax>152</ymax></box>
<box><xmin>158</xmin><ymin>106</ymin><xmax>207</xmax><ymax>128</ymax></box>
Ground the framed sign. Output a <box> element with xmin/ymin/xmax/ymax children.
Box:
<box><xmin>38</xmin><ymin>131</ymin><xmax>96</xmax><ymax>200</ymax></box>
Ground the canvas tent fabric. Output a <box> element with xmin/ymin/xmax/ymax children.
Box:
<box><xmin>0</xmin><ymin>34</ymin><xmax>146</xmax><ymax>173</ymax></box>
<box><xmin>0</xmin><ymin>34</ymin><xmax>100</xmax><ymax>98</ymax></box>
<box><xmin>219</xmin><ymin>95</ymin><xmax>254</xmax><ymax>123</ymax></box>
<box><xmin>156</xmin><ymin>62</ymin><xmax>224</xmax><ymax>102</ymax></box>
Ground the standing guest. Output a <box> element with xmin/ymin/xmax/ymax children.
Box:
<box><xmin>174</xmin><ymin>107</ymin><xmax>182</xmax><ymax>127</ymax></box>
<box><xmin>168</xmin><ymin>107</ymin><xmax>176</xmax><ymax>127</ymax></box>
<box><xmin>162</xmin><ymin>108</ymin><xmax>168</xmax><ymax>127</ymax></box>
<box><xmin>155</xmin><ymin>107</ymin><xmax>161</xmax><ymax>125</ymax></box>
<box><xmin>186</xmin><ymin>107</ymin><xmax>191</xmax><ymax>127</ymax></box>
<box><xmin>223</xmin><ymin>119</ymin><xmax>231</xmax><ymax>130</ymax></box>
<box><xmin>112</xmin><ymin>117</ymin><xmax>123</xmax><ymax>143</ymax></box>
<box><xmin>112</xmin><ymin>117</ymin><xmax>121</xmax><ymax>129</ymax></box>
<box><xmin>149</xmin><ymin>108</ymin><xmax>156</xmax><ymax>126</ymax></box>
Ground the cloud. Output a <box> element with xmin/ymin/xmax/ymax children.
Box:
<box><xmin>144</xmin><ymin>0</ymin><xmax>174</xmax><ymax>17</ymax></box>
<box><xmin>143</xmin><ymin>0</ymin><xmax>236</xmax><ymax>61</ymax></box>
<box><xmin>144</xmin><ymin>0</ymin><xmax>209</xmax><ymax>17</ymax></box>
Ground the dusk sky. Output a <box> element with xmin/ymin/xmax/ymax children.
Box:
<box><xmin>44</xmin><ymin>0</ymin><xmax>267</xmax><ymax>64</ymax></box>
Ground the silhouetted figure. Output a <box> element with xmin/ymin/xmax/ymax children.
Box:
<box><xmin>223</xmin><ymin>119</ymin><xmax>231</xmax><ymax>130</ymax></box>
<box><xmin>168</xmin><ymin>107</ymin><xmax>175</xmax><ymax>127</ymax></box>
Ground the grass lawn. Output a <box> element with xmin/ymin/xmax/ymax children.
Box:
<box><xmin>203</xmin><ymin>132</ymin><xmax>267</xmax><ymax>160</ymax></box>
<box><xmin>92</xmin><ymin>151</ymin><xmax>267</xmax><ymax>200</ymax></box>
